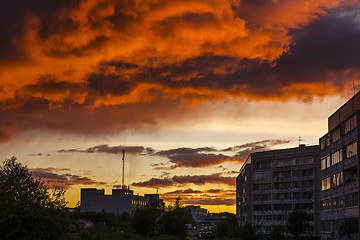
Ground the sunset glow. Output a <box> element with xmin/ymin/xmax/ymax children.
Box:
<box><xmin>1</xmin><ymin>0</ymin><xmax>360</xmax><ymax>213</ymax></box>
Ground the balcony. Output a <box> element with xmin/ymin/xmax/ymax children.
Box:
<box><xmin>320</xmin><ymin>209</ymin><xmax>344</xmax><ymax>220</ymax></box>
<box><xmin>345</xmin><ymin>207</ymin><xmax>359</xmax><ymax>218</ymax></box>
<box><xmin>330</xmin><ymin>139</ymin><xmax>342</xmax><ymax>152</ymax></box>
<box><xmin>342</xmin><ymin>129</ymin><xmax>358</xmax><ymax>146</ymax></box>
<box><xmin>292</xmin><ymin>198</ymin><xmax>313</xmax><ymax>203</ymax></box>
<box><xmin>272</xmin><ymin>166</ymin><xmax>291</xmax><ymax>171</ymax></box>
<box><xmin>254</xmin><ymin>178</ymin><xmax>272</xmax><ymax>183</ymax></box>
<box><xmin>253</xmin><ymin>189</ymin><xmax>271</xmax><ymax>194</ymax></box>
<box><xmin>330</xmin><ymin>140</ymin><xmax>342</xmax><ymax>153</ymax></box>
<box><xmin>272</xmin><ymin>177</ymin><xmax>291</xmax><ymax>182</ymax></box>
<box><xmin>292</xmin><ymin>176</ymin><xmax>313</xmax><ymax>181</ymax></box>
<box><xmin>272</xmin><ymin>209</ymin><xmax>291</xmax><ymax>214</ymax></box>
<box><xmin>292</xmin><ymin>164</ymin><xmax>314</xmax><ymax>170</ymax></box>
<box><xmin>253</xmin><ymin>200</ymin><xmax>272</xmax><ymax>205</ymax></box>
<box><xmin>344</xmin><ymin>155</ymin><xmax>358</xmax><ymax>169</ymax></box>
<box><xmin>344</xmin><ymin>181</ymin><xmax>358</xmax><ymax>193</ymax></box>
<box><xmin>330</xmin><ymin>161</ymin><xmax>343</xmax><ymax>172</ymax></box>
<box><xmin>320</xmin><ymin>190</ymin><xmax>331</xmax><ymax>199</ymax></box>
<box><xmin>293</xmin><ymin>187</ymin><xmax>313</xmax><ymax>192</ymax></box>
<box><xmin>271</xmin><ymin>199</ymin><xmax>292</xmax><ymax>204</ymax></box>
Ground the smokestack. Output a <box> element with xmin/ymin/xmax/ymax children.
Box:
<box><xmin>122</xmin><ymin>150</ymin><xmax>125</xmax><ymax>188</ymax></box>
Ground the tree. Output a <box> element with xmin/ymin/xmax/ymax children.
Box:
<box><xmin>131</xmin><ymin>198</ymin><xmax>162</xmax><ymax>235</ymax></box>
<box><xmin>339</xmin><ymin>219</ymin><xmax>357</xmax><ymax>240</ymax></box>
<box><xmin>240</xmin><ymin>222</ymin><xmax>257</xmax><ymax>240</ymax></box>
<box><xmin>215</xmin><ymin>213</ymin><xmax>241</xmax><ymax>238</ymax></box>
<box><xmin>287</xmin><ymin>210</ymin><xmax>309</xmax><ymax>239</ymax></box>
<box><xmin>270</xmin><ymin>225</ymin><xmax>286</xmax><ymax>240</ymax></box>
<box><xmin>161</xmin><ymin>197</ymin><xmax>195</xmax><ymax>236</ymax></box>
<box><xmin>0</xmin><ymin>157</ymin><xmax>69</xmax><ymax>240</ymax></box>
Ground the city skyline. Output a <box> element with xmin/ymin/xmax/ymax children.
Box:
<box><xmin>1</xmin><ymin>0</ymin><xmax>360</xmax><ymax>213</ymax></box>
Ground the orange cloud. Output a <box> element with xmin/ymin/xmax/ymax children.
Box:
<box><xmin>0</xmin><ymin>0</ymin><xmax>359</xmax><ymax>140</ymax></box>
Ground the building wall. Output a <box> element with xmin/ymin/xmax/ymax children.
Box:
<box><xmin>185</xmin><ymin>205</ymin><xmax>208</xmax><ymax>224</ymax></box>
<box><xmin>80</xmin><ymin>188</ymin><xmax>160</xmax><ymax>215</ymax></box>
<box><xmin>236</xmin><ymin>145</ymin><xmax>320</xmax><ymax>236</ymax></box>
<box><xmin>319</xmin><ymin>92</ymin><xmax>360</xmax><ymax>240</ymax></box>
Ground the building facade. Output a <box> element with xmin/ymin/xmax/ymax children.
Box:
<box><xmin>80</xmin><ymin>187</ymin><xmax>164</xmax><ymax>215</ymax></box>
<box><xmin>185</xmin><ymin>205</ymin><xmax>208</xmax><ymax>225</ymax></box>
<box><xmin>319</xmin><ymin>92</ymin><xmax>360</xmax><ymax>239</ymax></box>
<box><xmin>236</xmin><ymin>145</ymin><xmax>320</xmax><ymax>235</ymax></box>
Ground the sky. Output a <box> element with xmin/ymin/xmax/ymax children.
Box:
<box><xmin>1</xmin><ymin>0</ymin><xmax>360</xmax><ymax>213</ymax></box>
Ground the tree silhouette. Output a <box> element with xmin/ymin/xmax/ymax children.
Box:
<box><xmin>287</xmin><ymin>210</ymin><xmax>309</xmax><ymax>238</ymax></box>
<box><xmin>131</xmin><ymin>198</ymin><xmax>162</xmax><ymax>235</ymax></box>
<box><xmin>162</xmin><ymin>197</ymin><xmax>195</xmax><ymax>236</ymax></box>
<box><xmin>0</xmin><ymin>157</ymin><xmax>69</xmax><ymax>240</ymax></box>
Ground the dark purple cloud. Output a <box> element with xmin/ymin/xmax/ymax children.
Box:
<box><xmin>57</xmin><ymin>144</ymin><xmax>153</xmax><ymax>155</ymax></box>
<box><xmin>30</xmin><ymin>167</ymin><xmax>105</xmax><ymax>190</ymax></box>
<box><xmin>132</xmin><ymin>173</ymin><xmax>235</xmax><ymax>188</ymax></box>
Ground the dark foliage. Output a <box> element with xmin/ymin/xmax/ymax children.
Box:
<box><xmin>270</xmin><ymin>225</ymin><xmax>286</xmax><ymax>240</ymax></box>
<box><xmin>73</xmin><ymin>209</ymin><xmax>130</xmax><ymax>228</ymax></box>
<box><xmin>287</xmin><ymin>210</ymin><xmax>310</xmax><ymax>238</ymax></box>
<box><xmin>161</xmin><ymin>197</ymin><xmax>195</xmax><ymax>236</ymax></box>
<box><xmin>215</xmin><ymin>215</ymin><xmax>256</xmax><ymax>240</ymax></box>
<box><xmin>0</xmin><ymin>157</ymin><xmax>69</xmax><ymax>240</ymax></box>
<box><xmin>131</xmin><ymin>198</ymin><xmax>162</xmax><ymax>236</ymax></box>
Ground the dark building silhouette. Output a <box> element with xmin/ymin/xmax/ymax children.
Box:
<box><xmin>319</xmin><ymin>92</ymin><xmax>360</xmax><ymax>239</ymax></box>
<box><xmin>236</xmin><ymin>145</ymin><xmax>320</xmax><ymax>236</ymax></box>
<box><xmin>80</xmin><ymin>187</ymin><xmax>164</xmax><ymax>215</ymax></box>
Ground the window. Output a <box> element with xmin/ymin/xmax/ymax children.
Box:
<box><xmin>346</xmin><ymin>141</ymin><xmax>357</xmax><ymax>158</ymax></box>
<box><xmin>254</xmin><ymin>171</ymin><xmax>271</xmax><ymax>180</ymax></box>
<box><xmin>293</xmin><ymin>169</ymin><xmax>313</xmax><ymax>177</ymax></box>
<box><xmin>321</xmin><ymin>177</ymin><xmax>330</xmax><ymax>191</ymax></box>
<box><xmin>294</xmin><ymin>157</ymin><xmax>313</xmax><ymax>165</ymax></box>
<box><xmin>332</xmin><ymin>196</ymin><xmax>343</xmax><ymax>209</ymax></box>
<box><xmin>254</xmin><ymin>215</ymin><xmax>272</xmax><ymax>221</ymax></box>
<box><xmin>254</xmin><ymin>161</ymin><xmax>270</xmax><ymax>170</ymax></box>
<box><xmin>254</xmin><ymin>194</ymin><xmax>271</xmax><ymax>201</ymax></box>
<box><xmin>332</xmin><ymin>128</ymin><xmax>341</xmax><ymax>143</ymax></box>
<box><xmin>273</xmin><ymin>204</ymin><xmax>291</xmax><ymax>211</ymax></box>
<box><xmin>331</xmin><ymin>149</ymin><xmax>343</xmax><ymax>165</ymax></box>
<box><xmin>293</xmin><ymin>180</ymin><xmax>312</xmax><ymax>189</ymax></box>
<box><xmin>321</xmin><ymin>156</ymin><xmax>330</xmax><ymax>170</ymax></box>
<box><xmin>273</xmin><ymin>171</ymin><xmax>291</xmax><ymax>179</ymax></box>
<box><xmin>294</xmin><ymin>203</ymin><xmax>312</xmax><ymax>210</ymax></box>
<box><xmin>273</xmin><ymin>215</ymin><xmax>286</xmax><ymax>221</ymax></box>
<box><xmin>253</xmin><ymin>204</ymin><xmax>271</xmax><ymax>212</ymax></box>
<box><xmin>332</xmin><ymin>171</ymin><xmax>343</xmax><ymax>187</ymax></box>
<box><xmin>274</xmin><ymin>182</ymin><xmax>291</xmax><ymax>190</ymax></box>
<box><xmin>321</xmin><ymin>199</ymin><xmax>331</xmax><ymax>210</ymax></box>
<box><xmin>294</xmin><ymin>192</ymin><xmax>313</xmax><ymax>200</ymax></box>
<box><xmin>321</xmin><ymin>221</ymin><xmax>331</xmax><ymax>232</ymax></box>
<box><xmin>321</xmin><ymin>136</ymin><xmax>328</xmax><ymax>150</ymax></box>
<box><xmin>254</xmin><ymin>183</ymin><xmax>271</xmax><ymax>191</ymax></box>
<box><xmin>274</xmin><ymin>193</ymin><xmax>291</xmax><ymax>200</ymax></box>
<box><xmin>345</xmin><ymin>193</ymin><xmax>359</xmax><ymax>207</ymax></box>
<box><xmin>344</xmin><ymin>115</ymin><xmax>357</xmax><ymax>134</ymax></box>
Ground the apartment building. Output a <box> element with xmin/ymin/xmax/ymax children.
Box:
<box><xmin>185</xmin><ymin>205</ymin><xmax>208</xmax><ymax>224</ymax></box>
<box><xmin>80</xmin><ymin>186</ymin><xmax>164</xmax><ymax>215</ymax></box>
<box><xmin>236</xmin><ymin>145</ymin><xmax>320</xmax><ymax>235</ymax></box>
<box><xmin>319</xmin><ymin>92</ymin><xmax>360</xmax><ymax>239</ymax></box>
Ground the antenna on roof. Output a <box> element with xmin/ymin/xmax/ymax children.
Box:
<box><xmin>298</xmin><ymin>136</ymin><xmax>305</xmax><ymax>146</ymax></box>
<box><xmin>122</xmin><ymin>150</ymin><xmax>125</xmax><ymax>188</ymax></box>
